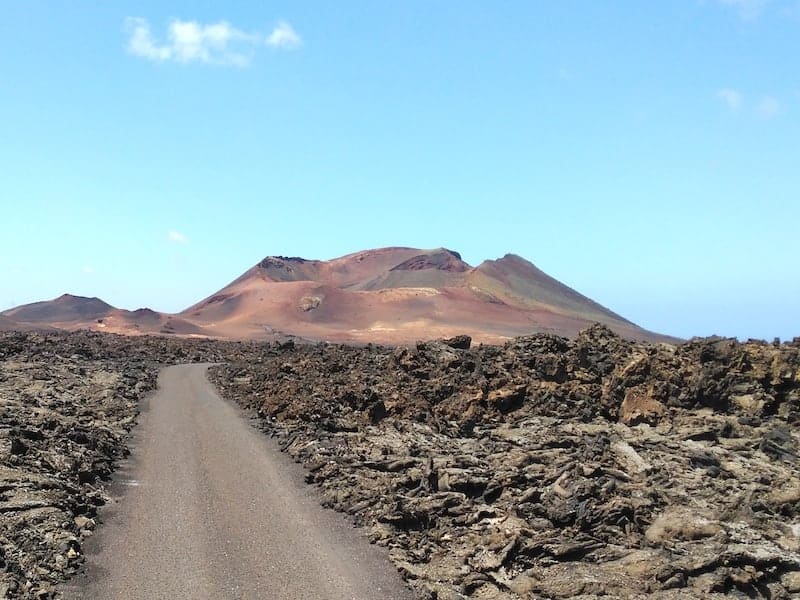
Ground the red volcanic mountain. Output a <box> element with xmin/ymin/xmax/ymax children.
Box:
<box><xmin>181</xmin><ymin>247</ymin><xmax>665</xmax><ymax>343</ymax></box>
<box><xmin>2</xmin><ymin>248</ymin><xmax>670</xmax><ymax>343</ymax></box>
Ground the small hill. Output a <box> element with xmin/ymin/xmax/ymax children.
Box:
<box><xmin>2</xmin><ymin>294</ymin><xmax>114</xmax><ymax>324</ymax></box>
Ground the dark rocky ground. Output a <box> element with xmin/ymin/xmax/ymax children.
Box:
<box><xmin>0</xmin><ymin>332</ymin><xmax>254</xmax><ymax>599</ymax></box>
<box><xmin>2</xmin><ymin>328</ymin><xmax>800</xmax><ymax>599</ymax></box>
<box><xmin>211</xmin><ymin>326</ymin><xmax>800</xmax><ymax>599</ymax></box>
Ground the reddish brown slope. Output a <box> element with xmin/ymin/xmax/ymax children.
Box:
<box><xmin>468</xmin><ymin>254</ymin><xmax>634</xmax><ymax>326</ymax></box>
<box><xmin>182</xmin><ymin>247</ymin><xmax>667</xmax><ymax>344</ymax></box>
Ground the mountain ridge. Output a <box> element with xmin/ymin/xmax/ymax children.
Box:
<box><xmin>2</xmin><ymin>247</ymin><xmax>674</xmax><ymax>344</ymax></box>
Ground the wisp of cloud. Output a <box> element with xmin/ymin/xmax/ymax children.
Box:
<box><xmin>125</xmin><ymin>18</ymin><xmax>302</xmax><ymax>66</ymax></box>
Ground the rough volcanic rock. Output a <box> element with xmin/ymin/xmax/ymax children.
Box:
<box><xmin>390</xmin><ymin>249</ymin><xmax>470</xmax><ymax>272</ymax></box>
<box><xmin>4</xmin><ymin>326</ymin><xmax>799</xmax><ymax>599</ymax></box>
<box><xmin>211</xmin><ymin>325</ymin><xmax>800</xmax><ymax>599</ymax></box>
<box><xmin>0</xmin><ymin>331</ymin><xmax>255</xmax><ymax>599</ymax></box>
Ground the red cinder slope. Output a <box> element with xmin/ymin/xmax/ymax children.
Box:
<box><xmin>182</xmin><ymin>247</ymin><xmax>669</xmax><ymax>344</ymax></box>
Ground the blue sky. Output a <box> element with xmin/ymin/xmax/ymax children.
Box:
<box><xmin>1</xmin><ymin>1</ymin><xmax>798</xmax><ymax>340</ymax></box>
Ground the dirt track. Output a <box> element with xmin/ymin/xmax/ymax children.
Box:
<box><xmin>61</xmin><ymin>364</ymin><xmax>411</xmax><ymax>600</ymax></box>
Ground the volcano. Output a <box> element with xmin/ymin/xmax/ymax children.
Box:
<box><xmin>179</xmin><ymin>247</ymin><xmax>668</xmax><ymax>344</ymax></box>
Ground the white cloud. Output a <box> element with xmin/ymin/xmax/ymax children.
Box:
<box><xmin>717</xmin><ymin>88</ymin><xmax>743</xmax><ymax>111</ymax></box>
<box><xmin>756</xmin><ymin>95</ymin><xmax>781</xmax><ymax>118</ymax></box>
<box><xmin>167</xmin><ymin>230</ymin><xmax>189</xmax><ymax>244</ymax></box>
<box><xmin>127</xmin><ymin>17</ymin><xmax>172</xmax><ymax>61</ymax></box>
<box><xmin>125</xmin><ymin>17</ymin><xmax>301</xmax><ymax>66</ymax></box>
<box><xmin>82</xmin><ymin>266</ymin><xmax>95</xmax><ymax>274</ymax></box>
<box><xmin>266</xmin><ymin>21</ymin><xmax>302</xmax><ymax>49</ymax></box>
<box><xmin>718</xmin><ymin>0</ymin><xmax>770</xmax><ymax>19</ymax></box>
<box><xmin>170</xmin><ymin>20</ymin><xmax>255</xmax><ymax>66</ymax></box>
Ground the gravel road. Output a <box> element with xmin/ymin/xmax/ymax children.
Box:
<box><xmin>62</xmin><ymin>364</ymin><xmax>412</xmax><ymax>600</ymax></box>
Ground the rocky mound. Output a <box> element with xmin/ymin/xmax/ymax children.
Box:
<box><xmin>211</xmin><ymin>326</ymin><xmax>800</xmax><ymax>599</ymax></box>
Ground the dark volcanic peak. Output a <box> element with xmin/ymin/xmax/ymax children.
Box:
<box><xmin>254</xmin><ymin>255</ymin><xmax>323</xmax><ymax>283</ymax></box>
<box><xmin>391</xmin><ymin>248</ymin><xmax>471</xmax><ymax>273</ymax></box>
<box><xmin>258</xmin><ymin>257</ymin><xmax>291</xmax><ymax>269</ymax></box>
<box><xmin>259</xmin><ymin>255</ymin><xmax>313</xmax><ymax>267</ymax></box>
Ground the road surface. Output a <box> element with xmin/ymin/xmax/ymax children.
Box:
<box><xmin>62</xmin><ymin>364</ymin><xmax>412</xmax><ymax>600</ymax></box>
